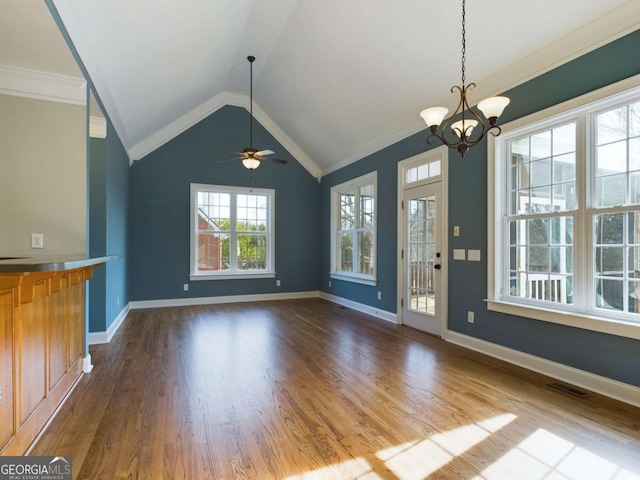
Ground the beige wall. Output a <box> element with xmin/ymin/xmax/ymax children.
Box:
<box><xmin>0</xmin><ymin>94</ymin><xmax>86</xmax><ymax>256</ymax></box>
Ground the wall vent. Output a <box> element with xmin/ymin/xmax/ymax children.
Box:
<box><xmin>549</xmin><ymin>382</ymin><xmax>590</xmax><ymax>398</ymax></box>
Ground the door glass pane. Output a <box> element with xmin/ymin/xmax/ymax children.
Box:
<box><xmin>407</xmin><ymin>195</ymin><xmax>436</xmax><ymax>315</ymax></box>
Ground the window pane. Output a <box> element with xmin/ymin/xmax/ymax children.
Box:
<box><xmin>528</xmin><ymin>218</ymin><xmax>549</xmax><ymax>245</ymax></box>
<box><xmin>197</xmin><ymin>232</ymin><xmax>229</xmax><ymax>271</ymax></box>
<box><xmin>358</xmin><ymin>231</ymin><xmax>374</xmax><ymax>275</ymax></box>
<box><xmin>417</xmin><ymin>164</ymin><xmax>428</xmax><ymax>180</ymax></box>
<box><xmin>359</xmin><ymin>184</ymin><xmax>374</xmax><ymax>228</ymax></box>
<box><xmin>237</xmin><ymin>194</ymin><xmax>268</xmax><ymax>231</ymax></box>
<box><xmin>597</xmin><ymin>106</ymin><xmax>627</xmax><ymax>145</ymax></box>
<box><xmin>553</xmin><ymin>123</ymin><xmax>576</xmax><ymax>156</ymax></box>
<box><xmin>236</xmin><ymin>234</ymin><xmax>267</xmax><ymax>270</ymax></box>
<box><xmin>631</xmin><ymin>102</ymin><xmax>640</xmax><ymax>137</ymax></box>
<box><xmin>511</xmin><ymin>137</ymin><xmax>530</xmax><ymax>164</ymax></box>
<box><xmin>597</xmin><ymin>141</ymin><xmax>627</xmax><ymax>176</ymax></box>
<box><xmin>530</xmin><ymin>186</ymin><xmax>552</xmax><ymax>212</ymax></box>
<box><xmin>531</xmin><ymin>131</ymin><xmax>551</xmax><ymax>160</ymax></box>
<box><xmin>530</xmin><ymin>158</ymin><xmax>551</xmax><ymax>187</ymax></box>
<box><xmin>338</xmin><ymin>232</ymin><xmax>353</xmax><ymax>272</ymax></box>
<box><xmin>429</xmin><ymin>161</ymin><xmax>441</xmax><ymax>177</ymax></box>
<box><xmin>594</xmin><ymin>212</ymin><xmax>623</xmax><ymax>246</ymax></box>
<box><xmin>595</xmin><ymin>278</ymin><xmax>624</xmax><ymax>311</ymax></box>
<box><xmin>553</xmin><ymin>153</ymin><xmax>576</xmax><ymax>183</ymax></box>
<box><xmin>596</xmin><ymin>174</ymin><xmax>626</xmax><ymax>207</ymax></box>
<box><xmin>595</xmin><ymin>247</ymin><xmax>624</xmax><ymax>276</ymax></box>
<box><xmin>406</xmin><ymin>167</ymin><xmax>417</xmax><ymax>184</ymax></box>
<box><xmin>553</xmin><ymin>182</ymin><xmax>576</xmax><ymax>210</ymax></box>
<box><xmin>340</xmin><ymin>193</ymin><xmax>355</xmax><ymax>229</ymax></box>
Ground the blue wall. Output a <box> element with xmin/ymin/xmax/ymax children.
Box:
<box><xmin>129</xmin><ymin>105</ymin><xmax>320</xmax><ymax>301</ymax></box>
<box><xmin>88</xmin><ymin>136</ymin><xmax>107</xmax><ymax>333</ymax></box>
<box><xmin>320</xmin><ymin>29</ymin><xmax>640</xmax><ymax>387</ymax></box>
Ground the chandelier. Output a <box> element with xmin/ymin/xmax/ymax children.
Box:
<box><xmin>420</xmin><ymin>0</ymin><xmax>510</xmax><ymax>157</ymax></box>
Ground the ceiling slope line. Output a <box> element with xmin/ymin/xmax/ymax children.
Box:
<box><xmin>50</xmin><ymin>0</ymin><xmax>133</xmax><ymax>157</ymax></box>
<box><xmin>0</xmin><ymin>64</ymin><xmax>86</xmax><ymax>105</ymax></box>
<box><xmin>129</xmin><ymin>91</ymin><xmax>322</xmax><ymax>180</ymax></box>
<box><xmin>322</xmin><ymin>1</ymin><xmax>640</xmax><ymax>177</ymax></box>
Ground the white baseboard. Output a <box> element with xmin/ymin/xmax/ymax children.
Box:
<box><xmin>82</xmin><ymin>354</ymin><xmax>93</xmax><ymax>373</ymax></box>
<box><xmin>319</xmin><ymin>292</ymin><xmax>398</xmax><ymax>324</ymax></box>
<box><xmin>446</xmin><ymin>330</ymin><xmax>640</xmax><ymax>408</ymax></box>
<box><xmin>88</xmin><ymin>302</ymin><xmax>131</xmax><ymax>345</ymax></box>
<box><xmin>129</xmin><ymin>290</ymin><xmax>320</xmax><ymax>310</ymax></box>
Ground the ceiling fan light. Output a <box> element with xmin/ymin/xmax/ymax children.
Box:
<box><xmin>420</xmin><ymin>107</ymin><xmax>449</xmax><ymax>127</ymax></box>
<box><xmin>477</xmin><ymin>96</ymin><xmax>510</xmax><ymax>122</ymax></box>
<box><xmin>451</xmin><ymin>119</ymin><xmax>478</xmax><ymax>138</ymax></box>
<box><xmin>242</xmin><ymin>158</ymin><xmax>261</xmax><ymax>170</ymax></box>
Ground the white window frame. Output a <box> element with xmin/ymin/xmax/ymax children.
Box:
<box><xmin>488</xmin><ymin>73</ymin><xmax>640</xmax><ymax>340</ymax></box>
<box><xmin>190</xmin><ymin>183</ymin><xmax>275</xmax><ymax>281</ymax></box>
<box><xmin>330</xmin><ymin>171</ymin><xmax>377</xmax><ymax>286</ymax></box>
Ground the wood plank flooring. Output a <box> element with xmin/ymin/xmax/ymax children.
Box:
<box><xmin>31</xmin><ymin>298</ymin><xmax>640</xmax><ymax>479</ymax></box>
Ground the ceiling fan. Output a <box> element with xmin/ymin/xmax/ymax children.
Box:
<box><xmin>223</xmin><ymin>55</ymin><xmax>287</xmax><ymax>170</ymax></box>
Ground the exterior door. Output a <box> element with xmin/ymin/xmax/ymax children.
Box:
<box><xmin>402</xmin><ymin>182</ymin><xmax>443</xmax><ymax>336</ymax></box>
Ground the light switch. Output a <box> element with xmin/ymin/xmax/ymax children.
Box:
<box><xmin>453</xmin><ymin>249</ymin><xmax>466</xmax><ymax>260</ymax></box>
<box><xmin>468</xmin><ymin>249</ymin><xmax>481</xmax><ymax>261</ymax></box>
<box><xmin>453</xmin><ymin>226</ymin><xmax>460</xmax><ymax>236</ymax></box>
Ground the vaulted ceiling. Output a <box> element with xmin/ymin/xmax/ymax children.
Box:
<box><xmin>5</xmin><ymin>1</ymin><xmax>640</xmax><ymax>177</ymax></box>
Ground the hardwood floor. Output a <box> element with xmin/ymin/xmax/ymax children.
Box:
<box><xmin>32</xmin><ymin>298</ymin><xmax>640</xmax><ymax>479</ymax></box>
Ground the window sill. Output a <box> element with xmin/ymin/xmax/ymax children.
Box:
<box><xmin>190</xmin><ymin>272</ymin><xmax>276</xmax><ymax>281</ymax></box>
<box><xmin>330</xmin><ymin>273</ymin><xmax>377</xmax><ymax>286</ymax></box>
<box><xmin>486</xmin><ymin>299</ymin><xmax>640</xmax><ymax>340</ymax></box>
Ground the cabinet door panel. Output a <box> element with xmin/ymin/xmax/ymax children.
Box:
<box><xmin>0</xmin><ymin>287</ymin><xmax>15</xmax><ymax>450</ymax></box>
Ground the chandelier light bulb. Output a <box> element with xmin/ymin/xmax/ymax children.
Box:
<box><xmin>477</xmin><ymin>96</ymin><xmax>511</xmax><ymax>124</ymax></box>
<box><xmin>420</xmin><ymin>107</ymin><xmax>449</xmax><ymax>128</ymax></box>
<box><xmin>451</xmin><ymin>119</ymin><xmax>478</xmax><ymax>139</ymax></box>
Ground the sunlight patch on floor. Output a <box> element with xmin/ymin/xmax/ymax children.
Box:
<box><xmin>376</xmin><ymin>414</ymin><xmax>518</xmax><ymax>479</ymax></box>
<box><xmin>283</xmin><ymin>458</ymin><xmax>380</xmax><ymax>480</ymax></box>
<box><xmin>476</xmin><ymin>428</ymin><xmax>640</xmax><ymax>480</ymax></box>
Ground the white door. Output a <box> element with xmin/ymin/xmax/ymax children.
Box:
<box><xmin>402</xmin><ymin>182</ymin><xmax>443</xmax><ymax>336</ymax></box>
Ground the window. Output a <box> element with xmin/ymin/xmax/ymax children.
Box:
<box><xmin>190</xmin><ymin>184</ymin><xmax>275</xmax><ymax>280</ymax></box>
<box><xmin>489</xmin><ymin>76</ymin><xmax>640</xmax><ymax>338</ymax></box>
<box><xmin>330</xmin><ymin>172</ymin><xmax>377</xmax><ymax>285</ymax></box>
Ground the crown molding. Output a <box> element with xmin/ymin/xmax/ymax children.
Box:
<box><xmin>322</xmin><ymin>2</ymin><xmax>640</xmax><ymax>177</ymax></box>
<box><xmin>129</xmin><ymin>92</ymin><xmax>322</xmax><ymax>180</ymax></box>
<box><xmin>0</xmin><ymin>64</ymin><xmax>86</xmax><ymax>105</ymax></box>
<box><xmin>89</xmin><ymin>116</ymin><xmax>106</xmax><ymax>138</ymax></box>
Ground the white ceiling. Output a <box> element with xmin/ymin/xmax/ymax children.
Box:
<box><xmin>5</xmin><ymin>1</ymin><xmax>640</xmax><ymax>177</ymax></box>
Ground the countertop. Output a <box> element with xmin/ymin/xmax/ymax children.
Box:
<box><xmin>0</xmin><ymin>254</ymin><xmax>120</xmax><ymax>273</ymax></box>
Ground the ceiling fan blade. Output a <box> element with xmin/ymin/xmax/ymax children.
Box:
<box><xmin>256</xmin><ymin>149</ymin><xmax>274</xmax><ymax>156</ymax></box>
<box><xmin>261</xmin><ymin>157</ymin><xmax>288</xmax><ymax>165</ymax></box>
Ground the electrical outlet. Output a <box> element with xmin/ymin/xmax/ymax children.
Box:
<box><xmin>454</xmin><ymin>226</ymin><xmax>460</xmax><ymax>236</ymax></box>
<box><xmin>117</xmin><ymin>296</ymin><xmax>120</xmax><ymax>306</ymax></box>
<box><xmin>377</xmin><ymin>291</ymin><xmax>381</xmax><ymax>300</ymax></box>
<box><xmin>183</xmin><ymin>284</ymin><xmax>189</xmax><ymax>291</ymax></box>
<box><xmin>467</xmin><ymin>311</ymin><xmax>475</xmax><ymax>324</ymax></box>
<box><xmin>329</xmin><ymin>280</ymin><xmax>332</xmax><ymax>287</ymax></box>
<box><xmin>31</xmin><ymin>233</ymin><xmax>44</xmax><ymax>249</ymax></box>
<box><xmin>276</xmin><ymin>279</ymin><xmax>281</xmax><ymax>287</ymax></box>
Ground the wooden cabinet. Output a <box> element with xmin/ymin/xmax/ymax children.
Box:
<box><xmin>0</xmin><ymin>267</ymin><xmax>93</xmax><ymax>455</ymax></box>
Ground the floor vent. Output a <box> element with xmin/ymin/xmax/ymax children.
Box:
<box><xmin>549</xmin><ymin>382</ymin><xmax>591</xmax><ymax>398</ymax></box>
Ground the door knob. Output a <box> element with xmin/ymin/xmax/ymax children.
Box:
<box><xmin>434</xmin><ymin>264</ymin><xmax>441</xmax><ymax>270</ymax></box>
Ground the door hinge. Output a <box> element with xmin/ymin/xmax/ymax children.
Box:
<box><xmin>401</xmin><ymin>298</ymin><xmax>404</xmax><ymax>307</ymax></box>
<box><xmin>401</xmin><ymin>249</ymin><xmax>404</xmax><ymax>259</ymax></box>
<box><xmin>401</xmin><ymin>200</ymin><xmax>404</xmax><ymax>209</ymax></box>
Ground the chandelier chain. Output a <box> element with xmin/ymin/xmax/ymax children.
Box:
<box><xmin>461</xmin><ymin>0</ymin><xmax>466</xmax><ymax>87</ymax></box>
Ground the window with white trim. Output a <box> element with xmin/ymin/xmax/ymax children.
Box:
<box><xmin>190</xmin><ymin>184</ymin><xmax>275</xmax><ymax>280</ymax></box>
<box><xmin>490</xmin><ymin>78</ymin><xmax>640</xmax><ymax>337</ymax></box>
<box><xmin>330</xmin><ymin>172</ymin><xmax>377</xmax><ymax>285</ymax></box>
